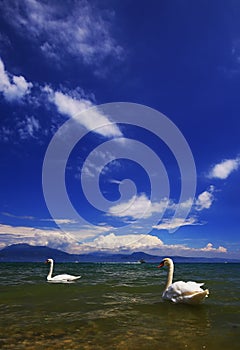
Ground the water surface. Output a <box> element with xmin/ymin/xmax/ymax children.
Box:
<box><xmin>0</xmin><ymin>262</ymin><xmax>239</xmax><ymax>349</ymax></box>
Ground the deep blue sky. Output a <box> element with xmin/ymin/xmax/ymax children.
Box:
<box><xmin>0</xmin><ymin>0</ymin><xmax>239</xmax><ymax>257</ymax></box>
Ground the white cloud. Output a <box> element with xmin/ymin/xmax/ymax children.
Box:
<box><xmin>0</xmin><ymin>115</ymin><xmax>42</xmax><ymax>142</ymax></box>
<box><xmin>153</xmin><ymin>217</ymin><xmax>199</xmax><ymax>230</ymax></box>
<box><xmin>49</xmin><ymin>219</ymin><xmax>77</xmax><ymax>225</ymax></box>
<box><xmin>0</xmin><ymin>223</ymin><xmax>113</xmax><ymax>253</ymax></box>
<box><xmin>209</xmin><ymin>158</ymin><xmax>240</xmax><ymax>179</ymax></box>
<box><xmin>2</xmin><ymin>213</ymin><xmax>77</xmax><ymax>225</ymax></box>
<box><xmin>80</xmin><ymin>232</ymin><xmax>164</xmax><ymax>252</ymax></box>
<box><xmin>0</xmin><ymin>224</ymin><xmax>74</xmax><ymax>250</ymax></box>
<box><xmin>0</xmin><ymin>57</ymin><xmax>33</xmax><ymax>101</ymax></box>
<box><xmin>107</xmin><ymin>191</ymin><xmax>215</xmax><ymax>228</ymax></box>
<box><xmin>74</xmin><ymin>233</ymin><xmax>228</xmax><ymax>256</ymax></box>
<box><xmin>108</xmin><ymin>194</ymin><xmax>169</xmax><ymax>220</ymax></box>
<box><xmin>0</xmin><ymin>224</ymin><xmax>228</xmax><ymax>256</ymax></box>
<box><xmin>79</xmin><ymin>156</ymin><xmax>121</xmax><ymax>179</ymax></box>
<box><xmin>18</xmin><ymin>116</ymin><xmax>40</xmax><ymax>139</ymax></box>
<box><xmin>200</xmin><ymin>242</ymin><xmax>227</xmax><ymax>253</ymax></box>
<box><xmin>151</xmin><ymin>187</ymin><xmax>215</xmax><ymax>231</ymax></box>
<box><xmin>109</xmin><ymin>179</ymin><xmax>122</xmax><ymax>185</ymax></box>
<box><xmin>0</xmin><ymin>0</ymin><xmax>123</xmax><ymax>66</ymax></box>
<box><xmin>195</xmin><ymin>186</ymin><xmax>215</xmax><ymax>211</ymax></box>
<box><xmin>47</xmin><ymin>88</ymin><xmax>122</xmax><ymax>138</ymax></box>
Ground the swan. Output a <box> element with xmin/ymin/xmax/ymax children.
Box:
<box><xmin>45</xmin><ymin>258</ymin><xmax>81</xmax><ymax>283</ymax></box>
<box><xmin>158</xmin><ymin>258</ymin><xmax>209</xmax><ymax>304</ymax></box>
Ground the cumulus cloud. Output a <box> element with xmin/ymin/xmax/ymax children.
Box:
<box><xmin>200</xmin><ymin>242</ymin><xmax>227</xmax><ymax>253</ymax></box>
<box><xmin>107</xmin><ymin>191</ymin><xmax>215</xmax><ymax>228</ymax></box>
<box><xmin>0</xmin><ymin>224</ymin><xmax>74</xmax><ymax>250</ymax></box>
<box><xmin>0</xmin><ymin>224</ymin><xmax>228</xmax><ymax>256</ymax></box>
<box><xmin>46</xmin><ymin>87</ymin><xmax>122</xmax><ymax>138</ymax></box>
<box><xmin>0</xmin><ymin>57</ymin><xmax>32</xmax><ymax>101</ymax></box>
<box><xmin>0</xmin><ymin>0</ymin><xmax>123</xmax><ymax>66</ymax></box>
<box><xmin>151</xmin><ymin>187</ymin><xmax>215</xmax><ymax>231</ymax></box>
<box><xmin>209</xmin><ymin>158</ymin><xmax>240</xmax><ymax>179</ymax></box>
<box><xmin>80</xmin><ymin>232</ymin><xmax>164</xmax><ymax>252</ymax></box>
<box><xmin>74</xmin><ymin>234</ymin><xmax>228</xmax><ymax>256</ymax></box>
<box><xmin>195</xmin><ymin>185</ymin><xmax>215</xmax><ymax>211</ymax></box>
<box><xmin>108</xmin><ymin>194</ymin><xmax>169</xmax><ymax>220</ymax></box>
<box><xmin>0</xmin><ymin>223</ymin><xmax>113</xmax><ymax>253</ymax></box>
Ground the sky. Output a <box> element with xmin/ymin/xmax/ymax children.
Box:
<box><xmin>0</xmin><ymin>0</ymin><xmax>240</xmax><ymax>258</ymax></box>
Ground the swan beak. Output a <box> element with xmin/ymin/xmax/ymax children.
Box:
<box><xmin>44</xmin><ymin>260</ymin><xmax>49</xmax><ymax>264</ymax></box>
<box><xmin>157</xmin><ymin>261</ymin><xmax>164</xmax><ymax>268</ymax></box>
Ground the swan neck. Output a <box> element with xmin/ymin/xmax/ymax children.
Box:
<box><xmin>47</xmin><ymin>260</ymin><xmax>54</xmax><ymax>279</ymax></box>
<box><xmin>165</xmin><ymin>261</ymin><xmax>174</xmax><ymax>289</ymax></box>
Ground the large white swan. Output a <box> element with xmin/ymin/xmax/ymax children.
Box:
<box><xmin>45</xmin><ymin>258</ymin><xmax>81</xmax><ymax>283</ymax></box>
<box><xmin>158</xmin><ymin>258</ymin><xmax>209</xmax><ymax>304</ymax></box>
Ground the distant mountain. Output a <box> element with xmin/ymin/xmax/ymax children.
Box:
<box><xmin>0</xmin><ymin>243</ymin><xmax>239</xmax><ymax>263</ymax></box>
<box><xmin>0</xmin><ymin>243</ymin><xmax>73</xmax><ymax>262</ymax></box>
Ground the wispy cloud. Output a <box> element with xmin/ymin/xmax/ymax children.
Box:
<box><xmin>0</xmin><ymin>0</ymin><xmax>123</xmax><ymax>66</ymax></box>
<box><xmin>0</xmin><ymin>114</ymin><xmax>43</xmax><ymax>142</ymax></box>
<box><xmin>0</xmin><ymin>57</ymin><xmax>32</xmax><ymax>102</ymax></box>
<box><xmin>2</xmin><ymin>212</ymin><xmax>36</xmax><ymax>220</ymax></box>
<box><xmin>0</xmin><ymin>55</ymin><xmax>122</xmax><ymax>141</ymax></box>
<box><xmin>2</xmin><ymin>212</ymin><xmax>77</xmax><ymax>225</ymax></box>
<box><xmin>18</xmin><ymin>116</ymin><xmax>40</xmax><ymax>139</ymax></box>
<box><xmin>46</xmin><ymin>87</ymin><xmax>122</xmax><ymax>138</ymax></box>
<box><xmin>208</xmin><ymin>157</ymin><xmax>240</xmax><ymax>179</ymax></box>
<box><xmin>153</xmin><ymin>217</ymin><xmax>200</xmax><ymax>231</ymax></box>
<box><xmin>77</xmin><ymin>152</ymin><xmax>122</xmax><ymax>179</ymax></box>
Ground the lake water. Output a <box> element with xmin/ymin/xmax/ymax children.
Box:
<box><xmin>0</xmin><ymin>262</ymin><xmax>239</xmax><ymax>349</ymax></box>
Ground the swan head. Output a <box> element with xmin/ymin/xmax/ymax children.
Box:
<box><xmin>45</xmin><ymin>258</ymin><xmax>54</xmax><ymax>264</ymax></box>
<box><xmin>157</xmin><ymin>257</ymin><xmax>173</xmax><ymax>268</ymax></box>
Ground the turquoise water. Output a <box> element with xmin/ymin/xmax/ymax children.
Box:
<box><xmin>0</xmin><ymin>262</ymin><xmax>239</xmax><ymax>349</ymax></box>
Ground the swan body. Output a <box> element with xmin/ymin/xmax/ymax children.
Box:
<box><xmin>45</xmin><ymin>258</ymin><xmax>81</xmax><ymax>283</ymax></box>
<box><xmin>158</xmin><ymin>258</ymin><xmax>209</xmax><ymax>304</ymax></box>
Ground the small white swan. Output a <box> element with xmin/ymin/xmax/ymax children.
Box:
<box><xmin>158</xmin><ymin>258</ymin><xmax>209</xmax><ymax>304</ymax></box>
<box><xmin>45</xmin><ymin>258</ymin><xmax>81</xmax><ymax>283</ymax></box>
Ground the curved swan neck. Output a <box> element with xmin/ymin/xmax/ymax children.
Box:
<box><xmin>165</xmin><ymin>260</ymin><xmax>174</xmax><ymax>289</ymax></box>
<box><xmin>47</xmin><ymin>260</ymin><xmax>54</xmax><ymax>279</ymax></box>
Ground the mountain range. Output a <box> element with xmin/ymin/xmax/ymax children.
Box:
<box><xmin>0</xmin><ymin>243</ymin><xmax>239</xmax><ymax>263</ymax></box>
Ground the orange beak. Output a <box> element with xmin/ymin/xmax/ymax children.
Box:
<box><xmin>157</xmin><ymin>261</ymin><xmax>164</xmax><ymax>268</ymax></box>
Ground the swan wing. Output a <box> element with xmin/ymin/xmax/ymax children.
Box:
<box><xmin>163</xmin><ymin>281</ymin><xmax>208</xmax><ymax>304</ymax></box>
<box><xmin>48</xmin><ymin>274</ymin><xmax>81</xmax><ymax>282</ymax></box>
<box><xmin>180</xmin><ymin>289</ymin><xmax>209</xmax><ymax>304</ymax></box>
<box><xmin>175</xmin><ymin>281</ymin><xmax>205</xmax><ymax>292</ymax></box>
